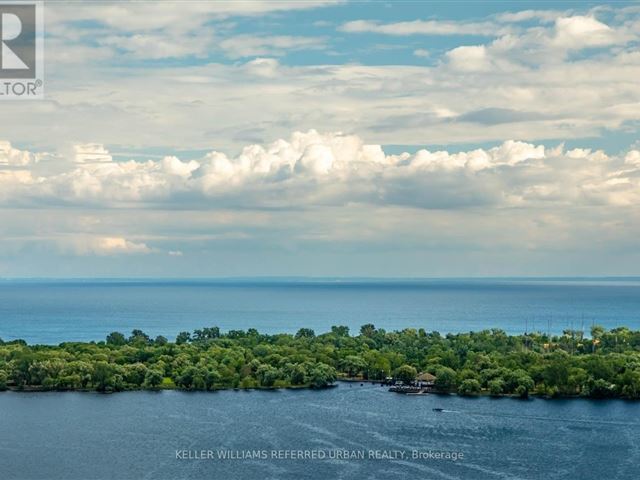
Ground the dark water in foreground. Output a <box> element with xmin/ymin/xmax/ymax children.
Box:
<box><xmin>0</xmin><ymin>384</ymin><xmax>638</xmax><ymax>480</ymax></box>
<box><xmin>1</xmin><ymin>278</ymin><xmax>640</xmax><ymax>344</ymax></box>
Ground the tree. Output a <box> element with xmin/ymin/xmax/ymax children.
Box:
<box><xmin>239</xmin><ymin>377</ymin><xmax>257</xmax><ymax>389</ymax></box>
<box><xmin>92</xmin><ymin>361</ymin><xmax>115</xmax><ymax>392</ymax></box>
<box><xmin>434</xmin><ymin>367</ymin><xmax>457</xmax><ymax>392</ymax></box>
<box><xmin>227</xmin><ymin>330</ymin><xmax>246</xmax><ymax>339</ymax></box>
<box><xmin>176</xmin><ymin>366</ymin><xmax>199</xmax><ymax>390</ymax></box>
<box><xmin>503</xmin><ymin>369</ymin><xmax>531</xmax><ymax>394</ymax></box>
<box><xmin>308</xmin><ymin>363</ymin><xmax>336</xmax><ymax>388</ymax></box>
<box><xmin>143</xmin><ymin>369</ymin><xmax>163</xmax><ymax>389</ymax></box>
<box><xmin>62</xmin><ymin>361</ymin><xmax>92</xmax><ymax>389</ymax></box>
<box><xmin>364</xmin><ymin>351</ymin><xmax>391</xmax><ymax>380</ymax></box>
<box><xmin>585</xmin><ymin>378</ymin><xmax>615</xmax><ymax>398</ymax></box>
<box><xmin>256</xmin><ymin>365</ymin><xmax>280</xmax><ymax>387</ymax></box>
<box><xmin>28</xmin><ymin>360</ymin><xmax>63</xmax><ymax>386</ymax></box>
<box><xmin>106</xmin><ymin>332</ymin><xmax>127</xmax><ymax>346</ymax></box>
<box><xmin>204</xmin><ymin>369</ymin><xmax>221</xmax><ymax>390</ymax></box>
<box><xmin>175</xmin><ymin>331</ymin><xmax>191</xmax><ymax>345</ymax></box>
<box><xmin>590</xmin><ymin>325</ymin><xmax>605</xmax><ymax>340</ymax></box>
<box><xmin>340</xmin><ymin>355</ymin><xmax>367</xmax><ymax>377</ymax></box>
<box><xmin>123</xmin><ymin>363</ymin><xmax>148</xmax><ymax>386</ymax></box>
<box><xmin>583</xmin><ymin>355</ymin><xmax>615</xmax><ymax>381</ymax></box>
<box><xmin>290</xmin><ymin>364</ymin><xmax>307</xmax><ymax>385</ymax></box>
<box><xmin>192</xmin><ymin>370</ymin><xmax>206</xmax><ymax>390</ymax></box>
<box><xmin>203</xmin><ymin>327</ymin><xmax>220</xmax><ymax>339</ymax></box>
<box><xmin>193</xmin><ymin>327</ymin><xmax>220</xmax><ymax>342</ymax></box>
<box><xmin>567</xmin><ymin>367</ymin><xmax>588</xmax><ymax>395</ymax></box>
<box><xmin>331</xmin><ymin>326</ymin><xmax>350</xmax><ymax>337</ymax></box>
<box><xmin>515</xmin><ymin>374</ymin><xmax>534</xmax><ymax>398</ymax></box>
<box><xmin>394</xmin><ymin>364</ymin><xmax>417</xmax><ymax>383</ymax></box>
<box><xmin>129</xmin><ymin>329</ymin><xmax>150</xmax><ymax>345</ymax></box>
<box><xmin>360</xmin><ymin>324</ymin><xmax>377</xmax><ymax>337</ymax></box>
<box><xmin>620</xmin><ymin>370</ymin><xmax>640</xmax><ymax>399</ymax></box>
<box><xmin>295</xmin><ymin>328</ymin><xmax>315</xmax><ymax>339</ymax></box>
<box><xmin>458</xmin><ymin>379</ymin><xmax>481</xmax><ymax>396</ymax></box>
<box><xmin>543</xmin><ymin>351</ymin><xmax>570</xmax><ymax>390</ymax></box>
<box><xmin>488</xmin><ymin>378</ymin><xmax>504</xmax><ymax>396</ymax></box>
<box><xmin>9</xmin><ymin>354</ymin><xmax>33</xmax><ymax>388</ymax></box>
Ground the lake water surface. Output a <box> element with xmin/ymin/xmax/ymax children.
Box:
<box><xmin>1</xmin><ymin>278</ymin><xmax>640</xmax><ymax>344</ymax></box>
<box><xmin>1</xmin><ymin>279</ymin><xmax>638</xmax><ymax>479</ymax></box>
<box><xmin>0</xmin><ymin>384</ymin><xmax>637</xmax><ymax>480</ymax></box>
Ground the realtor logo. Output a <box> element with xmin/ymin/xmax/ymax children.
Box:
<box><xmin>0</xmin><ymin>1</ymin><xmax>43</xmax><ymax>98</ymax></box>
<box><xmin>0</xmin><ymin>4</ymin><xmax>35</xmax><ymax>78</ymax></box>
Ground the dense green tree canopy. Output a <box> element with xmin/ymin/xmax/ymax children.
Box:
<box><xmin>1</xmin><ymin>325</ymin><xmax>639</xmax><ymax>398</ymax></box>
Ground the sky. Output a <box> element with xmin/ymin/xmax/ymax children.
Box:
<box><xmin>1</xmin><ymin>0</ymin><xmax>640</xmax><ymax>278</ymax></box>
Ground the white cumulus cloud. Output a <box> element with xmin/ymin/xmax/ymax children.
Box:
<box><xmin>63</xmin><ymin>236</ymin><xmax>152</xmax><ymax>256</ymax></box>
<box><xmin>0</xmin><ymin>141</ymin><xmax>35</xmax><ymax>166</ymax></box>
<box><xmin>1</xmin><ymin>131</ymin><xmax>639</xmax><ymax>211</ymax></box>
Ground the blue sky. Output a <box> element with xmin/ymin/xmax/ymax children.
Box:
<box><xmin>1</xmin><ymin>1</ymin><xmax>640</xmax><ymax>277</ymax></box>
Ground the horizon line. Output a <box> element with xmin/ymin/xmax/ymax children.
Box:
<box><xmin>2</xmin><ymin>276</ymin><xmax>640</xmax><ymax>282</ymax></box>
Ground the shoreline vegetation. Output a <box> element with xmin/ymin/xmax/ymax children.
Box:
<box><xmin>1</xmin><ymin>325</ymin><xmax>640</xmax><ymax>399</ymax></box>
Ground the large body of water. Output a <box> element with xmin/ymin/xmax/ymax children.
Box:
<box><xmin>1</xmin><ymin>278</ymin><xmax>639</xmax><ymax>344</ymax></box>
<box><xmin>0</xmin><ymin>385</ymin><xmax>638</xmax><ymax>480</ymax></box>
<box><xmin>2</xmin><ymin>278</ymin><xmax>639</xmax><ymax>479</ymax></box>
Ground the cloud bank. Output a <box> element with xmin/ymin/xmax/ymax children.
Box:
<box><xmin>1</xmin><ymin>3</ymin><xmax>639</xmax><ymax>275</ymax></box>
<box><xmin>2</xmin><ymin>5</ymin><xmax>639</xmax><ymax>154</ymax></box>
<box><xmin>2</xmin><ymin>131</ymin><xmax>639</xmax><ymax>210</ymax></box>
<box><xmin>1</xmin><ymin>131</ymin><xmax>639</xmax><ymax>276</ymax></box>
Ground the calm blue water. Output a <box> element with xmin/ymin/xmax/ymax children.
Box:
<box><xmin>1</xmin><ymin>279</ymin><xmax>640</xmax><ymax>344</ymax></box>
<box><xmin>2</xmin><ymin>280</ymin><xmax>639</xmax><ymax>479</ymax></box>
<box><xmin>0</xmin><ymin>385</ymin><xmax>638</xmax><ymax>480</ymax></box>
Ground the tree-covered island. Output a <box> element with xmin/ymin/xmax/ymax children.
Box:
<box><xmin>1</xmin><ymin>325</ymin><xmax>640</xmax><ymax>399</ymax></box>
